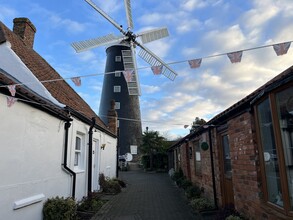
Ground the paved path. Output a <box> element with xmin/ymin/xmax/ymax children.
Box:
<box><xmin>92</xmin><ymin>169</ymin><xmax>202</xmax><ymax>220</ymax></box>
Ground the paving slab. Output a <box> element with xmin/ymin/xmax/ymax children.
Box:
<box><xmin>91</xmin><ymin>169</ymin><xmax>203</xmax><ymax>220</ymax></box>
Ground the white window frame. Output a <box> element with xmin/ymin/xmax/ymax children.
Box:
<box><xmin>114</xmin><ymin>86</ymin><xmax>121</xmax><ymax>93</ymax></box>
<box><xmin>115</xmin><ymin>102</ymin><xmax>120</xmax><ymax>110</ymax></box>
<box><xmin>115</xmin><ymin>71</ymin><xmax>121</xmax><ymax>77</ymax></box>
<box><xmin>74</xmin><ymin>133</ymin><xmax>85</xmax><ymax>171</ymax></box>
<box><xmin>115</xmin><ymin>56</ymin><xmax>121</xmax><ymax>62</ymax></box>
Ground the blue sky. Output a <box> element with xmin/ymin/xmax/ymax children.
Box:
<box><xmin>1</xmin><ymin>0</ymin><xmax>293</xmax><ymax>140</ymax></box>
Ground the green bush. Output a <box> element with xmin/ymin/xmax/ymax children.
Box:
<box><xmin>43</xmin><ymin>196</ymin><xmax>76</xmax><ymax>220</ymax></box>
<box><xmin>190</xmin><ymin>197</ymin><xmax>214</xmax><ymax>211</ymax></box>
<box><xmin>77</xmin><ymin>192</ymin><xmax>105</xmax><ymax>212</ymax></box>
<box><xmin>99</xmin><ymin>173</ymin><xmax>122</xmax><ymax>194</ymax></box>
<box><xmin>181</xmin><ymin>179</ymin><xmax>192</xmax><ymax>190</ymax></box>
<box><xmin>171</xmin><ymin>168</ymin><xmax>184</xmax><ymax>181</ymax></box>
<box><xmin>185</xmin><ymin>185</ymin><xmax>202</xmax><ymax>199</ymax></box>
<box><xmin>226</xmin><ymin>215</ymin><xmax>242</xmax><ymax>220</ymax></box>
<box><xmin>113</xmin><ymin>178</ymin><xmax>126</xmax><ymax>188</ymax></box>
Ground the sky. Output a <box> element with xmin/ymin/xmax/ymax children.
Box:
<box><xmin>1</xmin><ymin>0</ymin><xmax>293</xmax><ymax>140</ymax></box>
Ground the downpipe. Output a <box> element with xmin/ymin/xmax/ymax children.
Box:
<box><xmin>62</xmin><ymin>121</ymin><xmax>76</xmax><ymax>198</ymax></box>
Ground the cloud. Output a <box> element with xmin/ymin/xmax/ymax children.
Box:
<box><xmin>180</xmin><ymin>0</ymin><xmax>207</xmax><ymax>11</ymax></box>
<box><xmin>141</xmin><ymin>84</ymin><xmax>161</xmax><ymax>94</ymax></box>
<box><xmin>0</xmin><ymin>6</ymin><xmax>17</xmax><ymax>21</ymax></box>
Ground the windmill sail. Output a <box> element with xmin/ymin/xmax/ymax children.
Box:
<box><xmin>138</xmin><ymin>27</ymin><xmax>169</xmax><ymax>44</ymax></box>
<box><xmin>121</xmin><ymin>45</ymin><xmax>141</xmax><ymax>95</ymax></box>
<box><xmin>138</xmin><ymin>43</ymin><xmax>177</xmax><ymax>81</ymax></box>
<box><xmin>124</xmin><ymin>0</ymin><xmax>133</xmax><ymax>30</ymax></box>
<box><xmin>72</xmin><ymin>34</ymin><xmax>126</xmax><ymax>53</ymax></box>
<box><xmin>85</xmin><ymin>0</ymin><xmax>125</xmax><ymax>34</ymax></box>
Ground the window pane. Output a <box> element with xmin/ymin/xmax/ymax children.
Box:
<box><xmin>276</xmin><ymin>86</ymin><xmax>293</xmax><ymax>209</ymax></box>
<box><xmin>258</xmin><ymin>98</ymin><xmax>283</xmax><ymax>207</ymax></box>
<box><xmin>75</xmin><ymin>137</ymin><xmax>81</xmax><ymax>150</ymax></box>
<box><xmin>194</xmin><ymin>142</ymin><xmax>201</xmax><ymax>174</ymax></box>
<box><xmin>74</xmin><ymin>152</ymin><xmax>79</xmax><ymax>166</ymax></box>
<box><xmin>222</xmin><ymin>135</ymin><xmax>232</xmax><ymax>178</ymax></box>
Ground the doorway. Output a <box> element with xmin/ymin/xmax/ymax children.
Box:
<box><xmin>219</xmin><ymin>133</ymin><xmax>235</xmax><ymax>207</ymax></box>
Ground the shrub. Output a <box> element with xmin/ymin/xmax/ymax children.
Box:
<box><xmin>171</xmin><ymin>168</ymin><xmax>184</xmax><ymax>181</ymax></box>
<box><xmin>190</xmin><ymin>197</ymin><xmax>214</xmax><ymax>211</ymax></box>
<box><xmin>113</xmin><ymin>178</ymin><xmax>126</xmax><ymax>188</ymax></box>
<box><xmin>175</xmin><ymin>177</ymin><xmax>185</xmax><ymax>187</ymax></box>
<box><xmin>181</xmin><ymin>179</ymin><xmax>192</xmax><ymax>190</ymax></box>
<box><xmin>185</xmin><ymin>185</ymin><xmax>202</xmax><ymax>199</ymax></box>
<box><xmin>77</xmin><ymin>192</ymin><xmax>104</xmax><ymax>212</ymax></box>
<box><xmin>226</xmin><ymin>215</ymin><xmax>242</xmax><ymax>220</ymax></box>
<box><xmin>216</xmin><ymin>204</ymin><xmax>243</xmax><ymax>220</ymax></box>
<box><xmin>43</xmin><ymin>196</ymin><xmax>76</xmax><ymax>220</ymax></box>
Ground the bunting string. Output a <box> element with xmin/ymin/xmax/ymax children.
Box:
<box><xmin>0</xmin><ymin>40</ymin><xmax>292</xmax><ymax>95</ymax></box>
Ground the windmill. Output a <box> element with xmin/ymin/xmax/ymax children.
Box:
<box><xmin>72</xmin><ymin>0</ymin><xmax>178</xmax><ymax>157</ymax></box>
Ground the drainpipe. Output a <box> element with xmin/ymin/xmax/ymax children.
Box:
<box><xmin>63</xmin><ymin>121</ymin><xmax>76</xmax><ymax>198</ymax></box>
<box><xmin>208</xmin><ymin>127</ymin><xmax>218</xmax><ymax>209</ymax></box>
<box><xmin>88</xmin><ymin>117</ymin><xmax>95</xmax><ymax>194</ymax></box>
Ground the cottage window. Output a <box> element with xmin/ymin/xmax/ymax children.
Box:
<box><xmin>194</xmin><ymin>141</ymin><xmax>201</xmax><ymax>175</ymax></box>
<box><xmin>256</xmin><ymin>84</ymin><xmax>293</xmax><ymax>213</ymax></box>
<box><xmin>74</xmin><ymin>134</ymin><xmax>85</xmax><ymax>170</ymax></box>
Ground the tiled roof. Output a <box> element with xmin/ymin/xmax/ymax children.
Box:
<box><xmin>0</xmin><ymin>21</ymin><xmax>109</xmax><ymax>131</ymax></box>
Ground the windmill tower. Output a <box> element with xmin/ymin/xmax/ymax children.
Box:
<box><xmin>72</xmin><ymin>0</ymin><xmax>178</xmax><ymax>157</ymax></box>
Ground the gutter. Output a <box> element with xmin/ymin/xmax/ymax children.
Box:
<box><xmin>62</xmin><ymin>121</ymin><xmax>76</xmax><ymax>198</ymax></box>
<box><xmin>88</xmin><ymin>117</ymin><xmax>95</xmax><ymax>194</ymax></box>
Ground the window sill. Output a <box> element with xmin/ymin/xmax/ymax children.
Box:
<box><xmin>74</xmin><ymin>168</ymin><xmax>85</xmax><ymax>174</ymax></box>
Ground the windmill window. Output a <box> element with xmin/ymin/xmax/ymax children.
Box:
<box><xmin>115</xmin><ymin>56</ymin><xmax>121</xmax><ymax>62</ymax></box>
<box><xmin>114</xmin><ymin>86</ymin><xmax>121</xmax><ymax>93</ymax></box>
<box><xmin>115</xmin><ymin>102</ymin><xmax>120</xmax><ymax>110</ymax></box>
<box><xmin>115</xmin><ymin>71</ymin><xmax>121</xmax><ymax>77</ymax></box>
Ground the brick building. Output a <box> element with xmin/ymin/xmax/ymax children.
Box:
<box><xmin>168</xmin><ymin>67</ymin><xmax>293</xmax><ymax>219</ymax></box>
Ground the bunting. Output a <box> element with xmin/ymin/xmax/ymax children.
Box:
<box><xmin>123</xmin><ymin>70</ymin><xmax>134</xmax><ymax>82</ymax></box>
<box><xmin>71</xmin><ymin>77</ymin><xmax>81</xmax><ymax>86</ymax></box>
<box><xmin>184</xmin><ymin>125</ymin><xmax>189</xmax><ymax>129</ymax></box>
<box><xmin>273</xmin><ymin>42</ymin><xmax>291</xmax><ymax>56</ymax></box>
<box><xmin>227</xmin><ymin>51</ymin><xmax>243</xmax><ymax>63</ymax></box>
<box><xmin>151</xmin><ymin>65</ymin><xmax>163</xmax><ymax>75</ymax></box>
<box><xmin>188</xmin><ymin>59</ymin><xmax>202</xmax><ymax>69</ymax></box>
<box><xmin>8</xmin><ymin>85</ymin><xmax>16</xmax><ymax>96</ymax></box>
<box><xmin>7</xmin><ymin>96</ymin><xmax>17</xmax><ymax>107</ymax></box>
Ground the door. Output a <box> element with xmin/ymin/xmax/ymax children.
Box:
<box><xmin>92</xmin><ymin>139</ymin><xmax>100</xmax><ymax>191</ymax></box>
<box><xmin>220</xmin><ymin>134</ymin><xmax>235</xmax><ymax>207</ymax></box>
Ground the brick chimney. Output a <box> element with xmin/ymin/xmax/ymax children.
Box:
<box><xmin>13</xmin><ymin>17</ymin><xmax>36</xmax><ymax>48</ymax></box>
<box><xmin>107</xmin><ymin>100</ymin><xmax>118</xmax><ymax>135</ymax></box>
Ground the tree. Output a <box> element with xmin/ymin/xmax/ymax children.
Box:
<box><xmin>190</xmin><ymin>117</ymin><xmax>206</xmax><ymax>133</ymax></box>
<box><xmin>140</xmin><ymin>130</ymin><xmax>165</xmax><ymax>170</ymax></box>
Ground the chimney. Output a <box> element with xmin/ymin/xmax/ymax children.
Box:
<box><xmin>13</xmin><ymin>17</ymin><xmax>36</xmax><ymax>48</ymax></box>
<box><xmin>107</xmin><ymin>100</ymin><xmax>118</xmax><ymax>135</ymax></box>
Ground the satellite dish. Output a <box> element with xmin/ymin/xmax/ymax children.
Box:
<box><xmin>125</xmin><ymin>153</ymin><xmax>133</xmax><ymax>162</ymax></box>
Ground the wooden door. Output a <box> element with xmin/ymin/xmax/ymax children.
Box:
<box><xmin>220</xmin><ymin>134</ymin><xmax>235</xmax><ymax>207</ymax></box>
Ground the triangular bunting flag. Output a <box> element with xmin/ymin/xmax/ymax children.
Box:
<box><xmin>8</xmin><ymin>85</ymin><xmax>16</xmax><ymax>96</ymax></box>
<box><xmin>227</xmin><ymin>51</ymin><xmax>243</xmax><ymax>63</ymax></box>
<box><xmin>188</xmin><ymin>59</ymin><xmax>202</xmax><ymax>69</ymax></box>
<box><xmin>273</xmin><ymin>42</ymin><xmax>291</xmax><ymax>56</ymax></box>
<box><xmin>123</xmin><ymin>70</ymin><xmax>134</xmax><ymax>82</ymax></box>
<box><xmin>151</xmin><ymin>65</ymin><xmax>163</xmax><ymax>75</ymax></box>
<box><xmin>184</xmin><ymin>125</ymin><xmax>189</xmax><ymax>129</ymax></box>
<box><xmin>71</xmin><ymin>77</ymin><xmax>81</xmax><ymax>86</ymax></box>
<box><xmin>7</xmin><ymin>96</ymin><xmax>17</xmax><ymax>107</ymax></box>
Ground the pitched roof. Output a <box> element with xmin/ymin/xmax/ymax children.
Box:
<box><xmin>0</xmin><ymin>20</ymin><xmax>111</xmax><ymax>132</ymax></box>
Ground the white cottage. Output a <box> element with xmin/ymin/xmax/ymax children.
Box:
<box><xmin>0</xmin><ymin>18</ymin><xmax>118</xmax><ymax>220</ymax></box>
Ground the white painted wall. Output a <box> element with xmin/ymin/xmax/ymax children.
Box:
<box><xmin>0</xmin><ymin>94</ymin><xmax>71</xmax><ymax>220</ymax></box>
<box><xmin>0</xmin><ymin>94</ymin><xmax>118</xmax><ymax>219</ymax></box>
